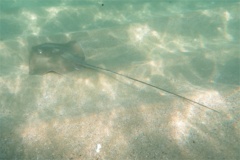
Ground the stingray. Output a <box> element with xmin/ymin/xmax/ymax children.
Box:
<box><xmin>29</xmin><ymin>41</ymin><xmax>220</xmax><ymax>113</ymax></box>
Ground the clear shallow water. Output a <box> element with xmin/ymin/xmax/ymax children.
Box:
<box><xmin>0</xmin><ymin>0</ymin><xmax>239</xmax><ymax>160</ymax></box>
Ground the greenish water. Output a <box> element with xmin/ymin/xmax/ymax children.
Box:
<box><xmin>0</xmin><ymin>0</ymin><xmax>239</xmax><ymax>160</ymax></box>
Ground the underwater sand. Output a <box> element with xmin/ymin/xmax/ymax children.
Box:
<box><xmin>0</xmin><ymin>1</ymin><xmax>239</xmax><ymax>160</ymax></box>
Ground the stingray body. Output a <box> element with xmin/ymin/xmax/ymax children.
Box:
<box><xmin>29</xmin><ymin>41</ymin><xmax>220</xmax><ymax>113</ymax></box>
<box><xmin>29</xmin><ymin>41</ymin><xmax>85</xmax><ymax>75</ymax></box>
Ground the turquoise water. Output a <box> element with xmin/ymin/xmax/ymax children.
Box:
<box><xmin>0</xmin><ymin>0</ymin><xmax>239</xmax><ymax>159</ymax></box>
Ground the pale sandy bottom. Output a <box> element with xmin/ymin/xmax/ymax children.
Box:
<box><xmin>0</xmin><ymin>2</ymin><xmax>240</xmax><ymax>160</ymax></box>
<box><xmin>0</xmin><ymin>61</ymin><xmax>239</xmax><ymax>159</ymax></box>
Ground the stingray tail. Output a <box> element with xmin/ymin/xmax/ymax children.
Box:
<box><xmin>77</xmin><ymin>62</ymin><xmax>221</xmax><ymax>114</ymax></box>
